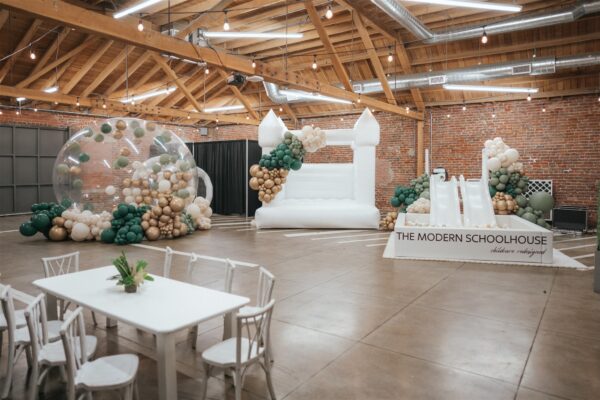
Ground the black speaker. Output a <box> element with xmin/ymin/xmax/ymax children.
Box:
<box><xmin>552</xmin><ymin>206</ymin><xmax>588</xmax><ymax>231</ymax></box>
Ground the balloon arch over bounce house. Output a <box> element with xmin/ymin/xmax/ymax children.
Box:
<box><xmin>19</xmin><ymin>118</ymin><xmax>213</xmax><ymax>244</ymax></box>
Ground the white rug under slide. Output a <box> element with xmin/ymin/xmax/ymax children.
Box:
<box><xmin>382</xmin><ymin>234</ymin><xmax>590</xmax><ymax>270</ymax></box>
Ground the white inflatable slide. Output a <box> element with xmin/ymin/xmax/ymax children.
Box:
<box><xmin>459</xmin><ymin>149</ymin><xmax>496</xmax><ymax>228</ymax></box>
<box><xmin>254</xmin><ymin>109</ymin><xmax>380</xmax><ymax>229</ymax></box>
<box><xmin>428</xmin><ymin>175</ymin><xmax>462</xmax><ymax>227</ymax></box>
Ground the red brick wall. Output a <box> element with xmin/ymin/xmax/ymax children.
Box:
<box><xmin>2</xmin><ymin>95</ymin><xmax>598</xmax><ymax>224</ymax></box>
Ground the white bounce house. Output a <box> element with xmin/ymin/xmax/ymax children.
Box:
<box><xmin>254</xmin><ymin>108</ymin><xmax>380</xmax><ymax>229</ymax></box>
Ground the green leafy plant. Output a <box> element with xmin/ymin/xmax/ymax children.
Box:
<box><xmin>112</xmin><ymin>251</ymin><xmax>154</xmax><ymax>288</ymax></box>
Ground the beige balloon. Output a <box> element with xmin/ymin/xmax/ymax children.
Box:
<box><xmin>249</xmin><ymin>177</ymin><xmax>260</xmax><ymax>190</ymax></box>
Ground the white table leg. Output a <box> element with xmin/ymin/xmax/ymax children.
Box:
<box><xmin>106</xmin><ymin>317</ymin><xmax>118</xmax><ymax>328</ymax></box>
<box><xmin>156</xmin><ymin>332</ymin><xmax>177</xmax><ymax>400</ymax></box>
<box><xmin>46</xmin><ymin>293</ymin><xmax>58</xmax><ymax>321</ymax></box>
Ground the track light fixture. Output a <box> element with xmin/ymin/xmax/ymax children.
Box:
<box><xmin>481</xmin><ymin>28</ymin><xmax>488</xmax><ymax>44</ymax></box>
<box><xmin>312</xmin><ymin>55</ymin><xmax>317</xmax><ymax>70</ymax></box>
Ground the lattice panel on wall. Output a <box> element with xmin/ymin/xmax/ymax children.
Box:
<box><xmin>526</xmin><ymin>179</ymin><xmax>553</xmax><ymax>198</ymax></box>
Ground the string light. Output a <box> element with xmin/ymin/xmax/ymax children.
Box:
<box><xmin>481</xmin><ymin>28</ymin><xmax>488</xmax><ymax>44</ymax></box>
<box><xmin>246</xmin><ymin>116</ymin><xmax>250</xmax><ymax>120</ymax></box>
<box><xmin>527</xmin><ymin>94</ymin><xmax>532</xmax><ymax>101</ymax></box>
<box><xmin>462</xmin><ymin>104</ymin><xmax>467</xmax><ymax>111</ymax></box>
<box><xmin>137</xmin><ymin>20</ymin><xmax>144</xmax><ymax>32</ymax></box>
<box><xmin>54</xmin><ymin>101</ymin><xmax>58</xmax><ymax>105</ymax></box>
<box><xmin>34</xmin><ymin>107</ymin><xmax>38</xmax><ymax>112</ymax></box>
<box><xmin>102</xmin><ymin>99</ymin><xmax>107</xmax><ymax>109</ymax></box>
<box><xmin>446</xmin><ymin>114</ymin><xmax>450</xmax><ymax>118</ymax></box>
<box><xmin>29</xmin><ymin>45</ymin><xmax>36</xmax><ymax>60</ymax></box>
<box><xmin>0</xmin><ymin>110</ymin><xmax>2</xmax><ymax>115</ymax></box>
<box><xmin>405</xmin><ymin>106</ymin><xmax>409</xmax><ymax>113</ymax></box>
<box><xmin>340</xmin><ymin>117</ymin><xmax>344</xmax><ymax>121</ymax></box>
<box><xmin>387</xmin><ymin>47</ymin><xmax>393</xmax><ymax>63</ymax></box>
<box><xmin>251</xmin><ymin>58</ymin><xmax>256</xmax><ymax>68</ymax></box>
<box><xmin>76</xmin><ymin>97</ymin><xmax>80</xmax><ymax>106</ymax></box>
<box><xmin>223</xmin><ymin>11</ymin><xmax>230</xmax><ymax>31</ymax></box>
<box><xmin>312</xmin><ymin>55</ymin><xmax>317</xmax><ymax>70</ymax></box>
<box><xmin>542</xmin><ymin>107</ymin><xmax>546</xmax><ymax>112</ymax></box>
<box><xmin>205</xmin><ymin>67</ymin><xmax>210</xmax><ymax>75</ymax></box>
<box><xmin>187</xmin><ymin>113</ymin><xmax>191</xmax><ymax>119</ymax></box>
<box><xmin>492</xmin><ymin>112</ymin><xmax>496</xmax><ymax>118</ymax></box>
<box><xmin>357</xmin><ymin>94</ymin><xmax>361</xmax><ymax>103</ymax></box>
<box><xmin>325</xmin><ymin>3</ymin><xmax>333</xmax><ymax>19</ymax></box>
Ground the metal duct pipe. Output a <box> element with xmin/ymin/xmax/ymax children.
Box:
<box><xmin>369</xmin><ymin>0</ymin><xmax>600</xmax><ymax>44</ymax></box>
<box><xmin>263</xmin><ymin>53</ymin><xmax>600</xmax><ymax>104</ymax></box>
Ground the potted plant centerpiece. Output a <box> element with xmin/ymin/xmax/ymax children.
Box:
<box><xmin>112</xmin><ymin>251</ymin><xmax>153</xmax><ymax>293</ymax></box>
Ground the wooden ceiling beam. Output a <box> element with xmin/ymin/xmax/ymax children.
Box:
<box><xmin>152</xmin><ymin>52</ymin><xmax>205</xmax><ymax>113</ymax></box>
<box><xmin>28</xmin><ymin>27</ymin><xmax>70</xmax><ymax>77</ymax></box>
<box><xmin>216</xmin><ymin>68</ymin><xmax>259</xmax><ymax>119</ymax></box>
<box><xmin>1</xmin><ymin>0</ymin><xmax>420</xmax><ymax>119</ymax></box>
<box><xmin>353</xmin><ymin>13</ymin><xmax>396</xmax><ymax>105</ymax></box>
<box><xmin>305</xmin><ymin>0</ymin><xmax>352</xmax><ymax>91</ymax></box>
<box><xmin>282</xmin><ymin>103</ymin><xmax>298</xmax><ymax>126</ymax></box>
<box><xmin>16</xmin><ymin>36</ymin><xmax>95</xmax><ymax>88</ymax></box>
<box><xmin>80</xmin><ymin>44</ymin><xmax>135</xmax><ymax>98</ymax></box>
<box><xmin>0</xmin><ymin>9</ymin><xmax>8</xmax><ymax>29</ymax></box>
<box><xmin>103</xmin><ymin>52</ymin><xmax>152</xmax><ymax>96</ymax></box>
<box><xmin>0</xmin><ymin>84</ymin><xmax>258</xmax><ymax>124</ymax></box>
<box><xmin>0</xmin><ymin>19</ymin><xmax>43</xmax><ymax>84</ymax></box>
<box><xmin>62</xmin><ymin>39</ymin><xmax>114</xmax><ymax>94</ymax></box>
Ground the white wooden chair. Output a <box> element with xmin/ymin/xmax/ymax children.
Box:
<box><xmin>200</xmin><ymin>299</ymin><xmax>276</xmax><ymax>400</ymax></box>
<box><xmin>1</xmin><ymin>286</ymin><xmax>60</xmax><ymax>399</ymax></box>
<box><xmin>0</xmin><ymin>284</ymin><xmax>28</xmax><ymax>360</ymax></box>
<box><xmin>189</xmin><ymin>257</ymin><xmax>237</xmax><ymax>349</ymax></box>
<box><xmin>41</xmin><ymin>252</ymin><xmax>98</xmax><ymax>326</ymax></box>
<box><xmin>24</xmin><ymin>294</ymin><xmax>98</xmax><ymax>400</ymax></box>
<box><xmin>163</xmin><ymin>246</ymin><xmax>174</xmax><ymax>278</ymax></box>
<box><xmin>60</xmin><ymin>307</ymin><xmax>139</xmax><ymax>400</ymax></box>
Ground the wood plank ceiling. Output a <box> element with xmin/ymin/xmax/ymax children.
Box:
<box><xmin>0</xmin><ymin>0</ymin><xmax>598</xmax><ymax>126</ymax></box>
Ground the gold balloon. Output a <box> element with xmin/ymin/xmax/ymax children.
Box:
<box><xmin>69</xmin><ymin>166</ymin><xmax>81</xmax><ymax>176</ymax></box>
<box><xmin>145</xmin><ymin>226</ymin><xmax>160</xmax><ymax>241</ymax></box>
<box><xmin>149</xmin><ymin>218</ymin><xmax>158</xmax><ymax>227</ymax></box>
<box><xmin>122</xmin><ymin>178</ymin><xmax>132</xmax><ymax>187</ymax></box>
<box><xmin>158</xmin><ymin>197</ymin><xmax>168</xmax><ymax>208</ymax></box>
<box><xmin>49</xmin><ymin>226</ymin><xmax>67</xmax><ymax>241</ymax></box>
<box><xmin>182</xmin><ymin>172</ymin><xmax>192</xmax><ymax>181</ymax></box>
<box><xmin>164</xmin><ymin>171</ymin><xmax>172</xmax><ymax>180</ymax></box>
<box><xmin>263</xmin><ymin>194</ymin><xmax>271</xmax><ymax>202</ymax></box>
<box><xmin>258</xmin><ymin>178</ymin><xmax>265</xmax><ymax>185</ymax></box>
<box><xmin>249</xmin><ymin>177</ymin><xmax>260</xmax><ymax>190</ymax></box>
<box><xmin>160</xmin><ymin>214</ymin><xmax>171</xmax><ymax>223</ymax></box>
<box><xmin>113</xmin><ymin>131</ymin><xmax>124</xmax><ymax>140</ymax></box>
<box><xmin>132</xmin><ymin>179</ymin><xmax>141</xmax><ymax>187</ymax></box>
<box><xmin>173</xmin><ymin>229</ymin><xmax>180</xmax><ymax>237</ymax></box>
<box><xmin>264</xmin><ymin>179</ymin><xmax>275</xmax><ymax>189</ymax></box>
<box><xmin>146</xmin><ymin>122</ymin><xmax>156</xmax><ymax>131</ymax></box>
<box><xmin>120</xmin><ymin>147</ymin><xmax>131</xmax><ymax>157</ymax></box>
<box><xmin>52</xmin><ymin>217</ymin><xmax>65</xmax><ymax>227</ymax></box>
<box><xmin>116</xmin><ymin>120</ymin><xmax>127</xmax><ymax>130</ymax></box>
<box><xmin>170</xmin><ymin>198</ymin><xmax>185</xmax><ymax>213</ymax></box>
<box><xmin>135</xmin><ymin>195</ymin><xmax>143</xmax><ymax>204</ymax></box>
<box><xmin>143</xmin><ymin>196</ymin><xmax>152</xmax><ymax>204</ymax></box>
<box><xmin>152</xmin><ymin>206</ymin><xmax>162</xmax><ymax>217</ymax></box>
<box><xmin>141</xmin><ymin>221</ymin><xmax>150</xmax><ymax>230</ymax></box>
<box><xmin>274</xmin><ymin>178</ymin><xmax>281</xmax><ymax>185</ymax></box>
<box><xmin>249</xmin><ymin>164</ymin><xmax>260</xmax><ymax>177</ymax></box>
<box><xmin>162</xmin><ymin>206</ymin><xmax>172</xmax><ymax>216</ymax></box>
<box><xmin>180</xmin><ymin>224</ymin><xmax>188</xmax><ymax>235</ymax></box>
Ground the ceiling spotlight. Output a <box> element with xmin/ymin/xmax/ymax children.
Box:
<box><xmin>481</xmin><ymin>29</ymin><xmax>488</xmax><ymax>44</ymax></box>
<box><xmin>312</xmin><ymin>55</ymin><xmax>317</xmax><ymax>70</ymax></box>
<box><xmin>527</xmin><ymin>94</ymin><xmax>532</xmax><ymax>101</ymax></box>
<box><xmin>251</xmin><ymin>58</ymin><xmax>256</xmax><ymax>68</ymax></box>
<box><xmin>325</xmin><ymin>4</ymin><xmax>333</xmax><ymax>19</ymax></box>
<box><xmin>223</xmin><ymin>12</ymin><xmax>230</xmax><ymax>31</ymax></box>
<box><xmin>137</xmin><ymin>20</ymin><xmax>144</xmax><ymax>32</ymax></box>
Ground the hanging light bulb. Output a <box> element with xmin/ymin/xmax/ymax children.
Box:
<box><xmin>492</xmin><ymin>113</ymin><xmax>496</xmax><ymax>118</ymax></box>
<box><xmin>246</xmin><ymin>115</ymin><xmax>250</xmax><ymax>120</ymax></box>
<box><xmin>542</xmin><ymin>107</ymin><xmax>546</xmax><ymax>112</ymax></box>
<box><xmin>187</xmin><ymin>113</ymin><xmax>191</xmax><ymax>119</ymax></box>
<box><xmin>102</xmin><ymin>99</ymin><xmax>107</xmax><ymax>109</ymax></box>
<box><xmin>29</xmin><ymin>46</ymin><xmax>36</xmax><ymax>60</ymax></box>
<box><xmin>481</xmin><ymin>29</ymin><xmax>488</xmax><ymax>44</ymax></box>
<box><xmin>54</xmin><ymin>101</ymin><xmax>58</xmax><ymax>105</ymax></box>
<box><xmin>34</xmin><ymin>107</ymin><xmax>38</xmax><ymax>112</ymax></box>
<box><xmin>446</xmin><ymin>114</ymin><xmax>450</xmax><ymax>118</ymax></box>
<box><xmin>279</xmin><ymin>107</ymin><xmax>283</xmax><ymax>112</ymax></box>
<box><xmin>205</xmin><ymin>67</ymin><xmax>210</xmax><ymax>75</ymax></box>
<box><xmin>325</xmin><ymin>4</ymin><xmax>333</xmax><ymax>19</ymax></box>
<box><xmin>387</xmin><ymin>47</ymin><xmax>393</xmax><ymax>63</ymax></box>
<box><xmin>16</xmin><ymin>110</ymin><xmax>20</xmax><ymax>115</ymax></box>
<box><xmin>0</xmin><ymin>110</ymin><xmax>3</xmax><ymax>115</ymax></box>
<box><xmin>357</xmin><ymin>94</ymin><xmax>361</xmax><ymax>103</ymax></box>
<box><xmin>405</xmin><ymin>106</ymin><xmax>409</xmax><ymax>113</ymax></box>
<box><xmin>312</xmin><ymin>55</ymin><xmax>317</xmax><ymax>70</ymax></box>
<box><xmin>527</xmin><ymin>94</ymin><xmax>532</xmax><ymax>101</ymax></box>
<box><xmin>251</xmin><ymin>58</ymin><xmax>256</xmax><ymax>68</ymax></box>
<box><xmin>462</xmin><ymin>104</ymin><xmax>467</xmax><ymax>111</ymax></box>
<box><xmin>76</xmin><ymin>97</ymin><xmax>80</xmax><ymax>107</ymax></box>
<box><xmin>223</xmin><ymin>12</ymin><xmax>230</xmax><ymax>31</ymax></box>
<box><xmin>137</xmin><ymin>20</ymin><xmax>144</xmax><ymax>32</ymax></box>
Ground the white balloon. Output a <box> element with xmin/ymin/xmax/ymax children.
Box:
<box><xmin>158</xmin><ymin>179</ymin><xmax>171</xmax><ymax>193</ymax></box>
<box><xmin>105</xmin><ymin>185</ymin><xmax>116</xmax><ymax>196</ymax></box>
<box><xmin>125</xmin><ymin>195</ymin><xmax>134</xmax><ymax>203</ymax></box>
<box><xmin>186</xmin><ymin>204</ymin><xmax>201</xmax><ymax>218</ymax></box>
<box><xmin>484</xmin><ymin>140</ymin><xmax>493</xmax><ymax>148</ymax></box>
<box><xmin>122</xmin><ymin>188</ymin><xmax>132</xmax><ymax>196</ymax></box>
<box><xmin>71</xmin><ymin>222</ymin><xmax>90</xmax><ymax>242</ymax></box>
<box><xmin>505</xmin><ymin>148</ymin><xmax>519</xmax><ymax>163</ymax></box>
<box><xmin>488</xmin><ymin>157</ymin><xmax>501</xmax><ymax>172</ymax></box>
<box><xmin>132</xmin><ymin>188</ymin><xmax>141</xmax><ymax>196</ymax></box>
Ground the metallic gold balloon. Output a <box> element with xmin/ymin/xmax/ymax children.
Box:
<box><xmin>169</xmin><ymin>198</ymin><xmax>185</xmax><ymax>213</ymax></box>
<box><xmin>249</xmin><ymin>177</ymin><xmax>259</xmax><ymax>190</ymax></box>
<box><xmin>249</xmin><ymin>164</ymin><xmax>260</xmax><ymax>177</ymax></box>
<box><xmin>49</xmin><ymin>226</ymin><xmax>67</xmax><ymax>241</ymax></box>
<box><xmin>264</xmin><ymin>179</ymin><xmax>275</xmax><ymax>189</ymax></box>
<box><xmin>116</xmin><ymin>120</ymin><xmax>127</xmax><ymax>130</ymax></box>
<box><xmin>145</xmin><ymin>226</ymin><xmax>160</xmax><ymax>241</ymax></box>
<box><xmin>52</xmin><ymin>217</ymin><xmax>65</xmax><ymax>227</ymax></box>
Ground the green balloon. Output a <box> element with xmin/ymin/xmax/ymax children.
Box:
<box><xmin>496</xmin><ymin>183</ymin><xmax>506</xmax><ymax>191</ymax></box>
<box><xmin>521</xmin><ymin>212</ymin><xmax>537</xmax><ymax>223</ymax></box>
<box><xmin>100</xmin><ymin>229</ymin><xmax>116</xmax><ymax>244</ymax></box>
<box><xmin>159</xmin><ymin>154</ymin><xmax>171</xmax><ymax>165</ymax></box>
<box><xmin>499</xmin><ymin>175</ymin><xmax>509</xmax><ymax>184</ymax></box>
<box><xmin>117</xmin><ymin>204</ymin><xmax>129</xmax><ymax>218</ymax></box>
<box><xmin>134</xmin><ymin>127</ymin><xmax>145</xmax><ymax>138</ymax></box>
<box><xmin>130</xmin><ymin>120</ymin><xmax>140</xmax><ymax>129</ymax></box>
<box><xmin>390</xmin><ymin>197</ymin><xmax>401</xmax><ymax>207</ymax></box>
<box><xmin>515</xmin><ymin>194</ymin><xmax>528</xmax><ymax>208</ymax></box>
<box><xmin>152</xmin><ymin>163</ymin><xmax>162</xmax><ymax>173</ymax></box>
<box><xmin>79</xmin><ymin>153</ymin><xmax>90</xmax><ymax>163</ymax></box>
<box><xmin>179</xmin><ymin>161</ymin><xmax>190</xmax><ymax>172</ymax></box>
<box><xmin>31</xmin><ymin>213</ymin><xmax>51</xmax><ymax>231</ymax></box>
<box><xmin>177</xmin><ymin>189</ymin><xmax>190</xmax><ymax>199</ymax></box>
<box><xmin>100</xmin><ymin>123</ymin><xmax>112</xmax><ymax>134</ymax></box>
<box><xmin>71</xmin><ymin>179</ymin><xmax>83</xmax><ymax>190</ymax></box>
<box><xmin>56</xmin><ymin>163</ymin><xmax>69</xmax><ymax>174</ymax></box>
<box><xmin>94</xmin><ymin>134</ymin><xmax>104</xmax><ymax>142</ymax></box>
<box><xmin>126</xmin><ymin>231</ymin><xmax>137</xmax><ymax>243</ymax></box>
<box><xmin>19</xmin><ymin>222</ymin><xmax>38</xmax><ymax>236</ymax></box>
<box><xmin>290</xmin><ymin>159</ymin><xmax>302</xmax><ymax>170</ymax></box>
<box><xmin>516</xmin><ymin>208</ymin><xmax>526</xmax><ymax>217</ymax></box>
<box><xmin>116</xmin><ymin>156</ymin><xmax>129</xmax><ymax>168</ymax></box>
<box><xmin>528</xmin><ymin>191</ymin><xmax>554</xmax><ymax>213</ymax></box>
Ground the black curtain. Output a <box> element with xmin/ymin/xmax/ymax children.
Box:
<box><xmin>189</xmin><ymin>140</ymin><xmax>261</xmax><ymax>216</ymax></box>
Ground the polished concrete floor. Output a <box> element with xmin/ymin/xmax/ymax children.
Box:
<box><xmin>0</xmin><ymin>214</ymin><xmax>599</xmax><ymax>400</ymax></box>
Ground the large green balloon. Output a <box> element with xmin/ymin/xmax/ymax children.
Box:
<box><xmin>521</xmin><ymin>212</ymin><xmax>537</xmax><ymax>223</ymax></box>
<box><xmin>31</xmin><ymin>214</ymin><xmax>51</xmax><ymax>231</ymax></box>
<box><xmin>528</xmin><ymin>191</ymin><xmax>554</xmax><ymax>213</ymax></box>
<box><xmin>515</xmin><ymin>195</ymin><xmax>528</xmax><ymax>208</ymax></box>
<box><xmin>19</xmin><ymin>222</ymin><xmax>38</xmax><ymax>236</ymax></box>
<box><xmin>100</xmin><ymin>229</ymin><xmax>116</xmax><ymax>244</ymax></box>
<box><xmin>390</xmin><ymin>197</ymin><xmax>401</xmax><ymax>207</ymax></box>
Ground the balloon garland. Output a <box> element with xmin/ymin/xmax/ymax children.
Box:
<box><xmin>19</xmin><ymin>118</ymin><xmax>214</xmax><ymax>244</ymax></box>
<box><xmin>249</xmin><ymin>126</ymin><xmax>327</xmax><ymax>203</ymax></box>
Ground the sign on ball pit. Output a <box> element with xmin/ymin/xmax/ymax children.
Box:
<box><xmin>394</xmin><ymin>214</ymin><xmax>553</xmax><ymax>265</ymax></box>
